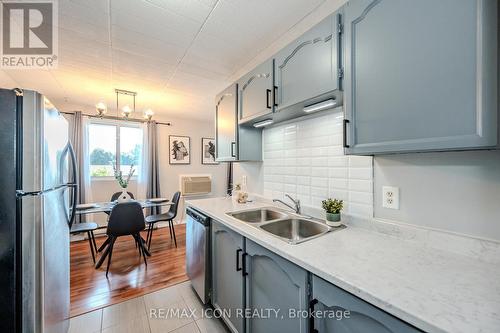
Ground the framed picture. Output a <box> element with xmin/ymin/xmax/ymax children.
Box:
<box><xmin>169</xmin><ymin>135</ymin><xmax>191</xmax><ymax>164</ymax></box>
<box><xmin>201</xmin><ymin>138</ymin><xmax>218</xmax><ymax>164</ymax></box>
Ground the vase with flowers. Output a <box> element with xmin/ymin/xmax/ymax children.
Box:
<box><xmin>113</xmin><ymin>163</ymin><xmax>135</xmax><ymax>202</ymax></box>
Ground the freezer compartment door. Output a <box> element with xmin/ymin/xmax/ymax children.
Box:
<box><xmin>21</xmin><ymin>92</ymin><xmax>71</xmax><ymax>193</ymax></box>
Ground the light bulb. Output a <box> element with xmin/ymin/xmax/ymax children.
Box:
<box><xmin>96</xmin><ymin>102</ymin><xmax>107</xmax><ymax>117</ymax></box>
<box><xmin>122</xmin><ymin>105</ymin><xmax>132</xmax><ymax>117</ymax></box>
<box><xmin>143</xmin><ymin>108</ymin><xmax>154</xmax><ymax>121</ymax></box>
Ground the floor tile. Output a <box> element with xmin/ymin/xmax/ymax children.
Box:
<box><xmin>102</xmin><ymin>296</ymin><xmax>147</xmax><ymax>329</ymax></box>
<box><xmin>183</xmin><ymin>294</ymin><xmax>206</xmax><ymax>320</ymax></box>
<box><xmin>195</xmin><ymin>318</ymin><xmax>229</xmax><ymax>333</ymax></box>
<box><xmin>68</xmin><ymin>309</ymin><xmax>102</xmax><ymax>333</ymax></box>
<box><xmin>144</xmin><ymin>283</ymin><xmax>184</xmax><ymax>311</ymax></box>
<box><xmin>148</xmin><ymin>299</ymin><xmax>195</xmax><ymax>333</ymax></box>
<box><xmin>171</xmin><ymin>322</ymin><xmax>200</xmax><ymax>333</ymax></box>
<box><xmin>101</xmin><ymin>315</ymin><xmax>151</xmax><ymax>333</ymax></box>
<box><xmin>175</xmin><ymin>281</ymin><xmax>199</xmax><ymax>300</ymax></box>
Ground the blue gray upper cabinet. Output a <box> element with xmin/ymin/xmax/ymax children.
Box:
<box><xmin>311</xmin><ymin>275</ymin><xmax>421</xmax><ymax>332</ymax></box>
<box><xmin>216</xmin><ymin>84</ymin><xmax>263</xmax><ymax>162</ymax></box>
<box><xmin>215</xmin><ymin>84</ymin><xmax>238</xmax><ymax>161</ymax></box>
<box><xmin>343</xmin><ymin>0</ymin><xmax>498</xmax><ymax>155</ymax></box>
<box><xmin>238</xmin><ymin>59</ymin><xmax>274</xmax><ymax>124</ymax></box>
<box><xmin>274</xmin><ymin>10</ymin><xmax>343</xmax><ymax>112</ymax></box>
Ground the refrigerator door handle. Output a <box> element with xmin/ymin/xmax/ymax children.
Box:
<box><xmin>66</xmin><ymin>143</ymin><xmax>78</xmax><ymax>228</ymax></box>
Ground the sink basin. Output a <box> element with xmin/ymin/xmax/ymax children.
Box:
<box><xmin>228</xmin><ymin>208</ymin><xmax>287</xmax><ymax>223</ymax></box>
<box><xmin>259</xmin><ymin>218</ymin><xmax>330</xmax><ymax>244</ymax></box>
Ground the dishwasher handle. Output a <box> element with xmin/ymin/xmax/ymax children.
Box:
<box><xmin>186</xmin><ymin>207</ymin><xmax>210</xmax><ymax>226</ymax></box>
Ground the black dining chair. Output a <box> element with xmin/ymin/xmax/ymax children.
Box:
<box><xmin>97</xmin><ymin>191</ymin><xmax>136</xmax><ymax>253</ymax></box>
<box><xmin>97</xmin><ymin>201</ymin><xmax>148</xmax><ymax>278</ymax></box>
<box><xmin>145</xmin><ymin>191</ymin><xmax>181</xmax><ymax>250</ymax></box>
<box><xmin>70</xmin><ymin>222</ymin><xmax>99</xmax><ymax>263</ymax></box>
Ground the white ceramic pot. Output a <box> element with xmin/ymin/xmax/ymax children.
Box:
<box><xmin>117</xmin><ymin>190</ymin><xmax>132</xmax><ymax>202</ymax></box>
<box><xmin>326</xmin><ymin>220</ymin><xmax>342</xmax><ymax>227</ymax></box>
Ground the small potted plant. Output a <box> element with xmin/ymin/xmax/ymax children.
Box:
<box><xmin>112</xmin><ymin>163</ymin><xmax>135</xmax><ymax>202</ymax></box>
<box><xmin>322</xmin><ymin>198</ymin><xmax>344</xmax><ymax>227</ymax></box>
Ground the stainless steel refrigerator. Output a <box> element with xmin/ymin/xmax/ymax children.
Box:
<box><xmin>0</xmin><ymin>88</ymin><xmax>77</xmax><ymax>332</ymax></box>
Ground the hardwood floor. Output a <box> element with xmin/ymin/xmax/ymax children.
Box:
<box><xmin>70</xmin><ymin>224</ymin><xmax>188</xmax><ymax>317</ymax></box>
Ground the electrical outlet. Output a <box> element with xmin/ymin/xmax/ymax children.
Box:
<box><xmin>242</xmin><ymin>175</ymin><xmax>247</xmax><ymax>186</ymax></box>
<box><xmin>382</xmin><ymin>186</ymin><xmax>399</xmax><ymax>209</ymax></box>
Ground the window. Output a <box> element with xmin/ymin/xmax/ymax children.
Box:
<box><xmin>88</xmin><ymin>121</ymin><xmax>143</xmax><ymax>177</ymax></box>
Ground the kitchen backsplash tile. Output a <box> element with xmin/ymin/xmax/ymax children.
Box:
<box><xmin>262</xmin><ymin>108</ymin><xmax>374</xmax><ymax>218</ymax></box>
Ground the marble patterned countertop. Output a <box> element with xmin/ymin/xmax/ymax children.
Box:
<box><xmin>186</xmin><ymin>197</ymin><xmax>500</xmax><ymax>333</ymax></box>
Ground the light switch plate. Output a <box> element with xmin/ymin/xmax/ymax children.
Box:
<box><xmin>382</xmin><ymin>186</ymin><xmax>399</xmax><ymax>209</ymax></box>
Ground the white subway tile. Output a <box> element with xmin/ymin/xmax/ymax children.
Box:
<box><xmin>262</xmin><ymin>113</ymin><xmax>373</xmax><ymax>214</ymax></box>
<box><xmin>349</xmin><ymin>180</ymin><xmax>373</xmax><ymax>193</ymax></box>
<box><xmin>311</xmin><ymin>177</ymin><xmax>328</xmax><ymax>188</ymax></box>
<box><xmin>329</xmin><ymin>168</ymin><xmax>348</xmax><ymax>179</ymax></box>
<box><xmin>329</xmin><ymin>178</ymin><xmax>348</xmax><ymax>190</ymax></box>
<box><xmin>297</xmin><ymin>185</ymin><xmax>310</xmax><ymax>195</ymax></box>
<box><xmin>311</xmin><ymin>167</ymin><xmax>328</xmax><ymax>178</ymax></box>
<box><xmin>349</xmin><ymin>167</ymin><xmax>372</xmax><ymax>180</ymax></box>
<box><xmin>297</xmin><ymin>176</ymin><xmax>310</xmax><ymax>185</ymax></box>
<box><xmin>311</xmin><ymin>187</ymin><xmax>328</xmax><ymax>197</ymax></box>
<box><xmin>328</xmin><ymin>156</ymin><xmax>348</xmax><ymax>167</ymax></box>
<box><xmin>349</xmin><ymin>203</ymin><xmax>373</xmax><ymax>218</ymax></box>
<box><xmin>349</xmin><ymin>156</ymin><xmax>373</xmax><ymax>167</ymax></box>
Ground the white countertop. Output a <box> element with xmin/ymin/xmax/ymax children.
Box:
<box><xmin>186</xmin><ymin>197</ymin><xmax>500</xmax><ymax>333</ymax></box>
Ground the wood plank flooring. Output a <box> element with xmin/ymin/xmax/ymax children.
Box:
<box><xmin>70</xmin><ymin>225</ymin><xmax>188</xmax><ymax>317</ymax></box>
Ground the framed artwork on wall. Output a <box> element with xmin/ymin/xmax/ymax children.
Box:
<box><xmin>169</xmin><ymin>135</ymin><xmax>191</xmax><ymax>164</ymax></box>
<box><xmin>201</xmin><ymin>137</ymin><xmax>218</xmax><ymax>164</ymax></box>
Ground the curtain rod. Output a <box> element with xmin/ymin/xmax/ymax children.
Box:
<box><xmin>60</xmin><ymin>111</ymin><xmax>172</xmax><ymax>126</ymax></box>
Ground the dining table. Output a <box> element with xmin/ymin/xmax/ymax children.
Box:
<box><xmin>75</xmin><ymin>198</ymin><xmax>173</xmax><ymax>215</ymax></box>
<box><xmin>74</xmin><ymin>198</ymin><xmax>173</xmax><ymax>267</ymax></box>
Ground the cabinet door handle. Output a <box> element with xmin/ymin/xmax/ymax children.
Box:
<box><xmin>236</xmin><ymin>249</ymin><xmax>242</xmax><ymax>271</ymax></box>
<box><xmin>266</xmin><ymin>89</ymin><xmax>272</xmax><ymax>109</ymax></box>
<box><xmin>242</xmin><ymin>252</ymin><xmax>248</xmax><ymax>276</ymax></box>
<box><xmin>309</xmin><ymin>299</ymin><xmax>319</xmax><ymax>333</ymax></box>
<box><xmin>231</xmin><ymin>142</ymin><xmax>236</xmax><ymax>158</ymax></box>
<box><xmin>273</xmin><ymin>86</ymin><xmax>278</xmax><ymax>107</ymax></box>
<box><xmin>343</xmin><ymin>119</ymin><xmax>350</xmax><ymax>148</ymax></box>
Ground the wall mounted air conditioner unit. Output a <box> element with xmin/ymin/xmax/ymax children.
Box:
<box><xmin>180</xmin><ymin>175</ymin><xmax>212</xmax><ymax>196</ymax></box>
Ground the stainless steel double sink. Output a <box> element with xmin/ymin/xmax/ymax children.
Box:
<box><xmin>227</xmin><ymin>208</ymin><xmax>334</xmax><ymax>244</ymax></box>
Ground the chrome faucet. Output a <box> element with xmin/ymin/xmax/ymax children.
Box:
<box><xmin>273</xmin><ymin>194</ymin><xmax>301</xmax><ymax>214</ymax></box>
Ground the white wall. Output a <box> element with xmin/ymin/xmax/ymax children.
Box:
<box><xmin>374</xmin><ymin>151</ymin><xmax>500</xmax><ymax>241</ymax></box>
<box><xmin>83</xmin><ymin>114</ymin><xmax>226</xmax><ymax>225</ymax></box>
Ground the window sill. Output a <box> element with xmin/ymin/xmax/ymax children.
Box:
<box><xmin>91</xmin><ymin>176</ymin><xmax>139</xmax><ymax>182</ymax></box>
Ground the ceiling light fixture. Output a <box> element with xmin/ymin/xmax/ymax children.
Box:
<box><xmin>303</xmin><ymin>99</ymin><xmax>337</xmax><ymax>113</ymax></box>
<box><xmin>143</xmin><ymin>108</ymin><xmax>154</xmax><ymax>121</ymax></box>
<box><xmin>95</xmin><ymin>102</ymin><xmax>107</xmax><ymax>117</ymax></box>
<box><xmin>253</xmin><ymin>119</ymin><xmax>274</xmax><ymax>128</ymax></box>
<box><xmin>115</xmin><ymin>89</ymin><xmax>137</xmax><ymax>120</ymax></box>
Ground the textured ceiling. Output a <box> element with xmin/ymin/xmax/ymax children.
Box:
<box><xmin>0</xmin><ymin>0</ymin><xmax>332</xmax><ymax>120</ymax></box>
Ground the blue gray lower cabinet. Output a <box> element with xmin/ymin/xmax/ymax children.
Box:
<box><xmin>211</xmin><ymin>220</ymin><xmax>245</xmax><ymax>333</ymax></box>
<box><xmin>311</xmin><ymin>275</ymin><xmax>421</xmax><ymax>333</ymax></box>
<box><xmin>244</xmin><ymin>239</ymin><xmax>309</xmax><ymax>333</ymax></box>
<box><xmin>211</xmin><ymin>218</ymin><xmax>421</xmax><ymax>333</ymax></box>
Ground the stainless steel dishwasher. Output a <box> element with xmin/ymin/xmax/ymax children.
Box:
<box><xmin>186</xmin><ymin>206</ymin><xmax>211</xmax><ymax>304</ymax></box>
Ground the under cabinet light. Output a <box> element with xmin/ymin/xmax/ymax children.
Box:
<box><xmin>253</xmin><ymin>119</ymin><xmax>274</xmax><ymax>128</ymax></box>
<box><xmin>303</xmin><ymin>99</ymin><xmax>337</xmax><ymax>113</ymax></box>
